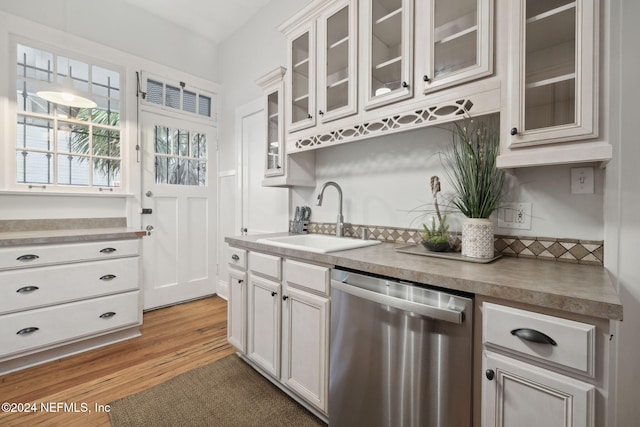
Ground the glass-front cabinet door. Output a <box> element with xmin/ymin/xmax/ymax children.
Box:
<box><xmin>265</xmin><ymin>89</ymin><xmax>283</xmax><ymax>176</ymax></box>
<box><xmin>256</xmin><ymin>67</ymin><xmax>286</xmax><ymax>178</ymax></box>
<box><xmin>317</xmin><ymin>0</ymin><xmax>358</xmax><ymax>123</ymax></box>
<box><xmin>287</xmin><ymin>22</ymin><xmax>316</xmax><ymax>133</ymax></box>
<box><xmin>363</xmin><ymin>0</ymin><xmax>414</xmax><ymax>110</ymax></box>
<box><xmin>508</xmin><ymin>0</ymin><xmax>598</xmax><ymax>146</ymax></box>
<box><xmin>419</xmin><ymin>0</ymin><xmax>493</xmax><ymax>94</ymax></box>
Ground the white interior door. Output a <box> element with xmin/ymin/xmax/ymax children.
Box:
<box><xmin>237</xmin><ymin>99</ymin><xmax>288</xmax><ymax>235</ymax></box>
<box><xmin>140</xmin><ymin>111</ymin><xmax>217</xmax><ymax>309</ymax></box>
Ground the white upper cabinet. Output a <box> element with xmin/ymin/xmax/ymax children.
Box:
<box><xmin>506</xmin><ymin>0</ymin><xmax>598</xmax><ymax>146</ymax></box>
<box><xmin>284</xmin><ymin>0</ymin><xmax>358</xmax><ymax>133</ymax></box>
<box><xmin>317</xmin><ymin>0</ymin><xmax>358</xmax><ymax>123</ymax></box>
<box><xmin>256</xmin><ymin>67</ymin><xmax>286</xmax><ymax>178</ymax></box>
<box><xmin>287</xmin><ymin>21</ymin><xmax>317</xmax><ymax>132</ymax></box>
<box><xmin>417</xmin><ymin>0</ymin><xmax>493</xmax><ymax>93</ymax></box>
<box><xmin>362</xmin><ymin>0</ymin><xmax>414</xmax><ymax>109</ymax></box>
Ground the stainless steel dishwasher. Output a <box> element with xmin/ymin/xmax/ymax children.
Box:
<box><xmin>329</xmin><ymin>268</ymin><xmax>473</xmax><ymax>427</ymax></box>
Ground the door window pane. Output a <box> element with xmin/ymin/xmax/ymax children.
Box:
<box><xmin>153</xmin><ymin>125</ymin><xmax>207</xmax><ymax>186</ymax></box>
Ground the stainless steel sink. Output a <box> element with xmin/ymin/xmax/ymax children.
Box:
<box><xmin>256</xmin><ymin>234</ymin><xmax>381</xmax><ymax>254</ymax></box>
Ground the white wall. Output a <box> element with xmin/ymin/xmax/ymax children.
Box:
<box><xmin>292</xmin><ymin>126</ymin><xmax>605</xmax><ymax>240</ymax></box>
<box><xmin>0</xmin><ymin>0</ymin><xmax>218</xmax><ymax>82</ymax></box>
<box><xmin>605</xmin><ymin>0</ymin><xmax>640</xmax><ymax>424</ymax></box>
<box><xmin>217</xmin><ymin>0</ymin><xmax>605</xmax><ymax>242</ymax></box>
<box><xmin>217</xmin><ymin>0</ymin><xmax>312</xmax><ymax>170</ymax></box>
<box><xmin>0</xmin><ymin>5</ymin><xmax>219</xmax><ymax>225</ymax></box>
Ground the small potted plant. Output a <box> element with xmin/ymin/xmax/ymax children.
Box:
<box><xmin>442</xmin><ymin>117</ymin><xmax>504</xmax><ymax>258</ymax></box>
<box><xmin>421</xmin><ymin>176</ymin><xmax>451</xmax><ymax>252</ymax></box>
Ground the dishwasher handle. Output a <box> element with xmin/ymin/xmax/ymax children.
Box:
<box><xmin>331</xmin><ymin>279</ymin><xmax>464</xmax><ymax>324</ymax></box>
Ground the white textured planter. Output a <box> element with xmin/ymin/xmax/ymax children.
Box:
<box><xmin>461</xmin><ymin>218</ymin><xmax>495</xmax><ymax>258</ymax></box>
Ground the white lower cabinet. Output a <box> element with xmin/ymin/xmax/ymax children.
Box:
<box><xmin>247</xmin><ymin>274</ymin><xmax>281</xmax><ymax>378</ymax></box>
<box><xmin>227</xmin><ymin>268</ymin><xmax>247</xmax><ymax>353</ymax></box>
<box><xmin>281</xmin><ymin>285</ymin><xmax>329</xmax><ymax>412</ymax></box>
<box><xmin>481</xmin><ymin>301</ymin><xmax>599</xmax><ymax>427</ymax></box>
<box><xmin>483</xmin><ymin>351</ymin><xmax>594</xmax><ymax>427</ymax></box>
<box><xmin>228</xmin><ymin>246</ymin><xmax>330</xmax><ymax>415</ymax></box>
<box><xmin>227</xmin><ymin>248</ymin><xmax>247</xmax><ymax>353</ymax></box>
<box><xmin>0</xmin><ymin>291</ymin><xmax>140</xmax><ymax>358</ymax></box>
<box><xmin>0</xmin><ymin>238</ymin><xmax>142</xmax><ymax>374</ymax></box>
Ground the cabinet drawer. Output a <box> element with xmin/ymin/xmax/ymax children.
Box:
<box><xmin>0</xmin><ymin>258</ymin><xmax>139</xmax><ymax>315</ymax></box>
<box><xmin>249</xmin><ymin>252</ymin><xmax>281</xmax><ymax>281</ymax></box>
<box><xmin>284</xmin><ymin>259</ymin><xmax>329</xmax><ymax>295</ymax></box>
<box><xmin>229</xmin><ymin>247</ymin><xmax>247</xmax><ymax>271</ymax></box>
<box><xmin>0</xmin><ymin>291</ymin><xmax>140</xmax><ymax>359</ymax></box>
<box><xmin>483</xmin><ymin>303</ymin><xmax>595</xmax><ymax>376</ymax></box>
<box><xmin>0</xmin><ymin>239</ymin><xmax>140</xmax><ymax>270</ymax></box>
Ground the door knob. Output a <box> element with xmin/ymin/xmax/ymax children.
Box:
<box><xmin>145</xmin><ymin>190</ymin><xmax>153</xmax><ymax>197</ymax></box>
<box><xmin>485</xmin><ymin>369</ymin><xmax>495</xmax><ymax>381</ymax></box>
<box><xmin>146</xmin><ymin>225</ymin><xmax>154</xmax><ymax>236</ymax></box>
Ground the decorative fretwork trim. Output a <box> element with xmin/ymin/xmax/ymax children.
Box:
<box><xmin>294</xmin><ymin>99</ymin><xmax>474</xmax><ymax>150</ymax></box>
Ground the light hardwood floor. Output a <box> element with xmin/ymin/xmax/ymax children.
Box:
<box><xmin>0</xmin><ymin>296</ymin><xmax>235</xmax><ymax>427</ymax></box>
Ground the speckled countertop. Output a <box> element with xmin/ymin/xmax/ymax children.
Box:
<box><xmin>0</xmin><ymin>217</ymin><xmax>145</xmax><ymax>246</ymax></box>
<box><xmin>226</xmin><ymin>233</ymin><xmax>623</xmax><ymax>321</ymax></box>
<box><xmin>0</xmin><ymin>227</ymin><xmax>146</xmax><ymax>247</ymax></box>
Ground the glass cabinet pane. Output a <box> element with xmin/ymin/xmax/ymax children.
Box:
<box><xmin>433</xmin><ymin>0</ymin><xmax>478</xmax><ymax>79</ymax></box>
<box><xmin>325</xmin><ymin>6</ymin><xmax>350</xmax><ymax>113</ymax></box>
<box><xmin>524</xmin><ymin>0</ymin><xmax>576</xmax><ymax>131</ymax></box>
<box><xmin>371</xmin><ymin>0</ymin><xmax>404</xmax><ymax>97</ymax></box>
<box><xmin>291</xmin><ymin>32</ymin><xmax>311</xmax><ymax>125</ymax></box>
<box><xmin>267</xmin><ymin>91</ymin><xmax>280</xmax><ymax>171</ymax></box>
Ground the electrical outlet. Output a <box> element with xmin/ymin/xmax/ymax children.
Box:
<box><xmin>498</xmin><ymin>202</ymin><xmax>532</xmax><ymax>230</ymax></box>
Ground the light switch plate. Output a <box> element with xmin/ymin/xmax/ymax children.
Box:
<box><xmin>571</xmin><ymin>167</ymin><xmax>595</xmax><ymax>194</ymax></box>
<box><xmin>498</xmin><ymin>202</ymin><xmax>532</xmax><ymax>230</ymax></box>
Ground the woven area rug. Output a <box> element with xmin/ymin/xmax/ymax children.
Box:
<box><xmin>108</xmin><ymin>354</ymin><xmax>326</xmax><ymax>427</ymax></box>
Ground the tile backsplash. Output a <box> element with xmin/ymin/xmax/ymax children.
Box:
<box><xmin>302</xmin><ymin>221</ymin><xmax>604</xmax><ymax>265</ymax></box>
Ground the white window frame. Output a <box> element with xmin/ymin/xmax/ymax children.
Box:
<box><xmin>138</xmin><ymin>70</ymin><xmax>218</xmax><ymax>124</ymax></box>
<box><xmin>8</xmin><ymin>35</ymin><xmax>127</xmax><ymax>195</ymax></box>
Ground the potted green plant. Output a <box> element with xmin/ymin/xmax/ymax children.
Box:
<box><xmin>443</xmin><ymin>117</ymin><xmax>504</xmax><ymax>258</ymax></box>
<box><xmin>420</xmin><ymin>176</ymin><xmax>451</xmax><ymax>252</ymax></box>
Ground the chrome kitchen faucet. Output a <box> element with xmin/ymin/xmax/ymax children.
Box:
<box><xmin>316</xmin><ymin>181</ymin><xmax>346</xmax><ymax>237</ymax></box>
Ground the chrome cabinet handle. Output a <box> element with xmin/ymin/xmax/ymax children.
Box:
<box><xmin>16</xmin><ymin>286</ymin><xmax>39</xmax><ymax>294</ymax></box>
<box><xmin>100</xmin><ymin>274</ymin><xmax>117</xmax><ymax>281</ymax></box>
<box><xmin>17</xmin><ymin>254</ymin><xmax>39</xmax><ymax>262</ymax></box>
<box><xmin>231</xmin><ymin>254</ymin><xmax>240</xmax><ymax>261</ymax></box>
<box><xmin>99</xmin><ymin>312</ymin><xmax>116</xmax><ymax>319</ymax></box>
<box><xmin>17</xmin><ymin>327</ymin><xmax>39</xmax><ymax>335</ymax></box>
<box><xmin>511</xmin><ymin>328</ymin><xmax>557</xmax><ymax>346</ymax></box>
<box><xmin>100</xmin><ymin>247</ymin><xmax>116</xmax><ymax>254</ymax></box>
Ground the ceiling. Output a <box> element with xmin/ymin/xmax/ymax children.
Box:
<box><xmin>123</xmin><ymin>0</ymin><xmax>273</xmax><ymax>44</ymax></box>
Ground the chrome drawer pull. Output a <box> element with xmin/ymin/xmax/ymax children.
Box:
<box><xmin>231</xmin><ymin>254</ymin><xmax>240</xmax><ymax>261</ymax></box>
<box><xmin>100</xmin><ymin>274</ymin><xmax>117</xmax><ymax>281</ymax></box>
<box><xmin>511</xmin><ymin>328</ymin><xmax>557</xmax><ymax>346</ymax></box>
<box><xmin>99</xmin><ymin>312</ymin><xmax>117</xmax><ymax>319</ymax></box>
<box><xmin>17</xmin><ymin>254</ymin><xmax>39</xmax><ymax>262</ymax></box>
<box><xmin>17</xmin><ymin>327</ymin><xmax>39</xmax><ymax>335</ymax></box>
<box><xmin>16</xmin><ymin>286</ymin><xmax>39</xmax><ymax>294</ymax></box>
<box><xmin>100</xmin><ymin>247</ymin><xmax>117</xmax><ymax>254</ymax></box>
